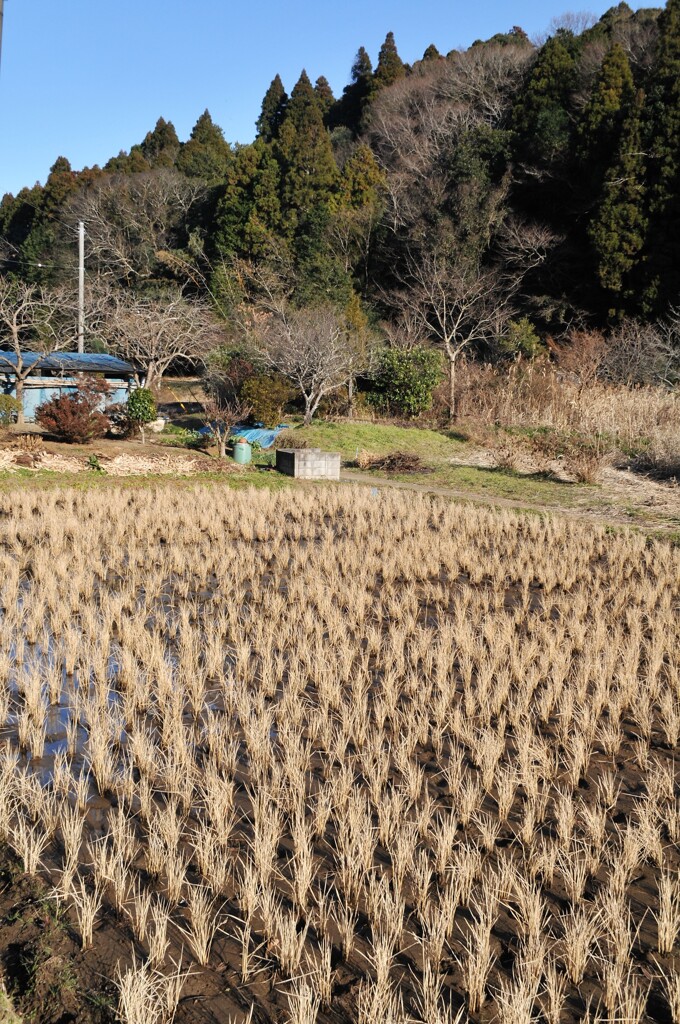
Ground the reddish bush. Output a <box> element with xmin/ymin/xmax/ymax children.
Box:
<box><xmin>35</xmin><ymin>375</ymin><xmax>112</xmax><ymax>444</ymax></box>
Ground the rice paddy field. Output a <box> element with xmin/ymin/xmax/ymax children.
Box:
<box><xmin>0</xmin><ymin>483</ymin><xmax>678</xmax><ymax>1024</ymax></box>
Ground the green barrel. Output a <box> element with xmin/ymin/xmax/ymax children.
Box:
<box><xmin>233</xmin><ymin>441</ymin><xmax>252</xmax><ymax>465</ymax></box>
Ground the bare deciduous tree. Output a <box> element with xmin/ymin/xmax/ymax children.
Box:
<box><xmin>532</xmin><ymin>11</ymin><xmax>598</xmax><ymax>47</ymax></box>
<box><xmin>495</xmin><ymin>217</ymin><xmax>562</xmax><ymax>275</ymax></box>
<box><xmin>379</xmin><ymin>308</ymin><xmax>429</xmax><ymax>352</ymax></box>
<box><xmin>227</xmin><ymin>258</ymin><xmax>370</xmax><ymax>425</ymax></box>
<box><xmin>365</xmin><ymin>43</ymin><xmax>531</xmax><ymax>234</ymax></box>
<box><xmin>603</xmin><ymin>319</ymin><xmax>679</xmax><ymax>387</ymax></box>
<box><xmin>99</xmin><ymin>289</ymin><xmax>222</xmax><ymax>392</ymax></box>
<box><xmin>550</xmin><ymin>329</ymin><xmax>608</xmax><ymax>396</ymax></box>
<box><xmin>202</xmin><ymin>395</ymin><xmax>252</xmax><ymax>458</ymax></box>
<box><xmin>438</xmin><ymin>43</ymin><xmax>534</xmax><ymax>128</ymax></box>
<box><xmin>257</xmin><ymin>305</ymin><xmax>357</xmax><ymax>426</ymax></box>
<box><xmin>68</xmin><ymin>171</ymin><xmax>206</xmax><ymax>285</ymax></box>
<box><xmin>396</xmin><ymin>250</ymin><xmax>512</xmax><ymax>422</ymax></box>
<box><xmin>0</xmin><ymin>278</ymin><xmax>79</xmax><ymax>423</ymax></box>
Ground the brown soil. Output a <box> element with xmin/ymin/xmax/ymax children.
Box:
<box><xmin>0</xmin><ymin>849</ymin><xmax>120</xmax><ymax>1023</ymax></box>
<box><xmin>0</xmin><ymin>432</ymin><xmax>236</xmax><ymax>478</ymax></box>
<box><xmin>1</xmin><ymin>701</ymin><xmax>678</xmax><ymax>1024</ymax></box>
<box><xmin>0</xmin><ymin>842</ymin><xmax>273</xmax><ymax>1023</ymax></box>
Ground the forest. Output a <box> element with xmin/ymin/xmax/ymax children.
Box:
<box><xmin>0</xmin><ymin>1</ymin><xmax>679</xmax><ymax>425</ymax></box>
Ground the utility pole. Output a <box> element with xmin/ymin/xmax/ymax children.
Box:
<box><xmin>77</xmin><ymin>221</ymin><xmax>85</xmax><ymax>353</ymax></box>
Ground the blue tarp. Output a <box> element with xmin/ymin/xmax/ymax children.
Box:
<box><xmin>198</xmin><ymin>423</ymin><xmax>289</xmax><ymax>448</ymax></box>
<box><xmin>229</xmin><ymin>425</ymin><xmax>288</xmax><ymax>448</ymax></box>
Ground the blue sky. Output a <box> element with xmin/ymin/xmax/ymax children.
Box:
<box><xmin>0</xmin><ymin>0</ymin><xmax>654</xmax><ymax>198</ymax></box>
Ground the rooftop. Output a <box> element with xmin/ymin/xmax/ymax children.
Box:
<box><xmin>0</xmin><ymin>350</ymin><xmax>135</xmax><ymax>375</ymax></box>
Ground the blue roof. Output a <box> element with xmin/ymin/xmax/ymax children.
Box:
<box><xmin>0</xmin><ymin>350</ymin><xmax>134</xmax><ymax>375</ymax></box>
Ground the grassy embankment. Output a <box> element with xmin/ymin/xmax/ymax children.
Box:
<box><xmin>265</xmin><ymin>420</ymin><xmax>600</xmax><ymax>508</ymax></box>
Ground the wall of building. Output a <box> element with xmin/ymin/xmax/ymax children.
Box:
<box><xmin>1</xmin><ymin>378</ymin><xmax>131</xmax><ymax>423</ymax></box>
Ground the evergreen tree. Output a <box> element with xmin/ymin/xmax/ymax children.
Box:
<box><xmin>42</xmin><ymin>157</ymin><xmax>78</xmax><ymax>211</ymax></box>
<box><xmin>589</xmin><ymin>90</ymin><xmax>648</xmax><ymax>304</ymax></box>
<box><xmin>176</xmin><ymin>110</ymin><xmax>232</xmax><ymax>181</ymax></box>
<box><xmin>512</xmin><ymin>36</ymin><xmax>577</xmax><ymax>166</ymax></box>
<box><xmin>471</xmin><ymin>25</ymin><xmax>531</xmax><ymax>47</ymax></box>
<box><xmin>641</xmin><ymin>0</ymin><xmax>680</xmax><ymax>310</ymax></box>
<box><xmin>339</xmin><ymin>144</ymin><xmax>384</xmax><ymax>209</ymax></box>
<box><xmin>7</xmin><ymin>159</ymin><xmax>80</xmax><ymax>283</ymax></box>
<box><xmin>213</xmin><ymin>145</ymin><xmax>262</xmax><ymax>255</ymax></box>
<box><xmin>314</xmin><ymin>76</ymin><xmax>335</xmax><ymax>120</ymax></box>
<box><xmin>352</xmin><ymin>46</ymin><xmax>373</xmax><ymax>84</ymax></box>
<box><xmin>277</xmin><ymin>71</ymin><xmax>339</xmax><ymax>237</ymax></box>
<box><xmin>421</xmin><ymin>44</ymin><xmax>441</xmax><ymax>63</ymax></box>
<box><xmin>140</xmin><ymin>118</ymin><xmax>180</xmax><ymax>168</ymax></box>
<box><xmin>244</xmin><ymin>147</ymin><xmax>283</xmax><ymax>256</ymax></box>
<box><xmin>256</xmin><ymin>75</ymin><xmax>288</xmax><ymax>142</ymax></box>
<box><xmin>213</xmin><ymin>142</ymin><xmax>283</xmax><ymax>259</ymax></box>
<box><xmin>104</xmin><ymin>148</ymin><xmax>151</xmax><ymax>174</ymax></box>
<box><xmin>0</xmin><ymin>186</ymin><xmax>42</xmax><ymax>242</ymax></box>
<box><xmin>294</xmin><ymin>208</ymin><xmax>354</xmax><ymax>306</ymax></box>
<box><xmin>577</xmin><ymin>43</ymin><xmax>635</xmax><ymax>179</ymax></box>
<box><xmin>328</xmin><ymin>47</ymin><xmax>374</xmax><ymax>133</ymax></box>
<box><xmin>374</xmin><ymin>32</ymin><xmax>406</xmax><ymax>90</ymax></box>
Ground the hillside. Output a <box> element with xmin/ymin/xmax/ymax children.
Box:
<box><xmin>1</xmin><ymin>2</ymin><xmax>678</xmax><ymax>333</ymax></box>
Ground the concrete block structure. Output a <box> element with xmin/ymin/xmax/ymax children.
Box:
<box><xmin>276</xmin><ymin>448</ymin><xmax>341</xmax><ymax>481</ymax></box>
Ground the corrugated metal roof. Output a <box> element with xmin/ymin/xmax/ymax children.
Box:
<box><xmin>0</xmin><ymin>350</ymin><xmax>135</xmax><ymax>375</ymax></box>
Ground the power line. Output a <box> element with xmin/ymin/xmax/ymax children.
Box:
<box><xmin>7</xmin><ymin>195</ymin><xmax>82</xmax><ymax>240</ymax></box>
<box><xmin>0</xmin><ymin>240</ymin><xmax>79</xmax><ymax>272</ymax></box>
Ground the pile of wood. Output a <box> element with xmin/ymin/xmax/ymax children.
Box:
<box><xmin>356</xmin><ymin>449</ymin><xmax>430</xmax><ymax>473</ymax></box>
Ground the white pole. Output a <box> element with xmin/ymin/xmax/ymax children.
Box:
<box><xmin>77</xmin><ymin>220</ymin><xmax>85</xmax><ymax>353</ymax></box>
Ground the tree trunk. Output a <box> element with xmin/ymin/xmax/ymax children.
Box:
<box><xmin>448</xmin><ymin>357</ymin><xmax>457</xmax><ymax>424</ymax></box>
<box><xmin>347</xmin><ymin>376</ymin><xmax>355</xmax><ymax>418</ymax></box>
<box><xmin>218</xmin><ymin>431</ymin><xmax>227</xmax><ymax>458</ymax></box>
<box><xmin>15</xmin><ymin>378</ymin><xmax>25</xmax><ymax>425</ymax></box>
<box><xmin>145</xmin><ymin>363</ymin><xmax>161</xmax><ymax>393</ymax></box>
<box><xmin>303</xmin><ymin>396</ymin><xmax>314</xmax><ymax>426</ymax></box>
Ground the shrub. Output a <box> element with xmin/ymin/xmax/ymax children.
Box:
<box><xmin>35</xmin><ymin>376</ymin><xmax>111</xmax><ymax>444</ymax></box>
<box><xmin>529</xmin><ymin>431</ymin><xmax>611</xmax><ymax>483</ymax></box>
<box><xmin>0</xmin><ymin>395</ymin><xmax>21</xmax><ymax>427</ymax></box>
<box><xmin>127</xmin><ymin>388</ymin><xmax>156</xmax><ymax>427</ymax></box>
<box><xmin>127</xmin><ymin>389</ymin><xmax>157</xmax><ymax>443</ymax></box>
<box><xmin>627</xmin><ymin>435</ymin><xmax>680</xmax><ymax>481</ymax></box>
<box><xmin>240</xmin><ymin>374</ymin><xmax>292</xmax><ymax>427</ymax></box>
<box><xmin>202</xmin><ymin>396</ymin><xmax>251</xmax><ymax>457</ymax></box>
<box><xmin>272</xmin><ymin>430</ymin><xmax>308</xmax><ymax>450</ymax></box>
<box><xmin>368</xmin><ymin>347</ymin><xmax>443</xmax><ymax>417</ymax></box>
<box><xmin>105</xmin><ymin>402</ymin><xmax>131</xmax><ymax>437</ymax></box>
<box><xmin>497</xmin><ymin>317</ymin><xmax>544</xmax><ymax>359</ymax></box>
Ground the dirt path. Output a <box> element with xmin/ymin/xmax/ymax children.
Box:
<box><xmin>339</xmin><ymin>468</ymin><xmax>680</xmax><ymax>537</ymax></box>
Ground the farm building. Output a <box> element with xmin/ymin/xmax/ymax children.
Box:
<box><xmin>0</xmin><ymin>351</ymin><xmax>135</xmax><ymax>422</ymax></box>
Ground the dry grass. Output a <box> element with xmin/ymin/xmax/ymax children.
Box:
<box><xmin>456</xmin><ymin>358</ymin><xmax>680</xmax><ymax>478</ymax></box>
<box><xmin>0</xmin><ymin>483</ymin><xmax>677</xmax><ymax>1023</ymax></box>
